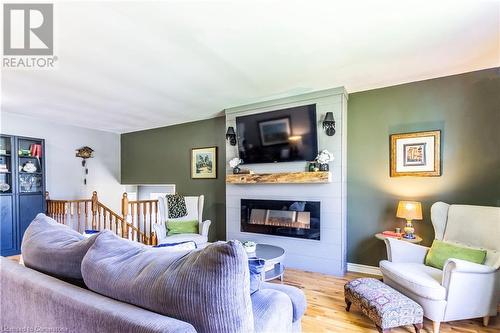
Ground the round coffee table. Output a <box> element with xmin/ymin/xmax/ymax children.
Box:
<box><xmin>251</xmin><ymin>244</ymin><xmax>285</xmax><ymax>282</ymax></box>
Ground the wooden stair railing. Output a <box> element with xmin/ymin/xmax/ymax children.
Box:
<box><xmin>46</xmin><ymin>191</ymin><xmax>159</xmax><ymax>245</ymax></box>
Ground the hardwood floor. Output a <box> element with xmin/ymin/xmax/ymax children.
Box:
<box><xmin>280</xmin><ymin>268</ymin><xmax>499</xmax><ymax>333</ymax></box>
<box><xmin>7</xmin><ymin>256</ymin><xmax>498</xmax><ymax>332</ymax></box>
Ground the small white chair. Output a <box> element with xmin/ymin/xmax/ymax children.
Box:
<box><xmin>380</xmin><ymin>202</ymin><xmax>499</xmax><ymax>333</ymax></box>
<box><xmin>153</xmin><ymin>195</ymin><xmax>211</xmax><ymax>247</ymax></box>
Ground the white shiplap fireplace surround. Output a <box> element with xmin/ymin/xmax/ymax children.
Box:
<box><xmin>225</xmin><ymin>88</ymin><xmax>348</xmax><ymax>276</ymax></box>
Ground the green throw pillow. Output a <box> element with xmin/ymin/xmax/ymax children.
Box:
<box><xmin>166</xmin><ymin>220</ymin><xmax>199</xmax><ymax>235</ymax></box>
<box><xmin>425</xmin><ymin>239</ymin><xmax>486</xmax><ymax>270</ymax></box>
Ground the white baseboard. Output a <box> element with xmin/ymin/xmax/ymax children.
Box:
<box><xmin>347</xmin><ymin>263</ymin><xmax>382</xmax><ymax>276</ymax></box>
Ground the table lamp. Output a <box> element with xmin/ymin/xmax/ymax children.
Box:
<box><xmin>396</xmin><ymin>201</ymin><xmax>422</xmax><ymax>239</ymax></box>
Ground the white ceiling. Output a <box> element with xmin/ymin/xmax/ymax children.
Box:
<box><xmin>1</xmin><ymin>0</ymin><xmax>499</xmax><ymax>133</ymax></box>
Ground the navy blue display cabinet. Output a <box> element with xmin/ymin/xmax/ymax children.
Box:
<box><xmin>0</xmin><ymin>135</ymin><xmax>46</xmax><ymax>256</ymax></box>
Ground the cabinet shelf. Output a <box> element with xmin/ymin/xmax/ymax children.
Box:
<box><xmin>226</xmin><ymin>171</ymin><xmax>331</xmax><ymax>184</ymax></box>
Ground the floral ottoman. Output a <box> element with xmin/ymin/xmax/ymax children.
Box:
<box><xmin>344</xmin><ymin>278</ymin><xmax>423</xmax><ymax>333</ymax></box>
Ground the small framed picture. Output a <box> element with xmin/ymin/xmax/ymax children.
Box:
<box><xmin>390</xmin><ymin>130</ymin><xmax>441</xmax><ymax>177</ymax></box>
<box><xmin>258</xmin><ymin>117</ymin><xmax>291</xmax><ymax>146</ymax></box>
<box><xmin>191</xmin><ymin>147</ymin><xmax>217</xmax><ymax>179</ymax></box>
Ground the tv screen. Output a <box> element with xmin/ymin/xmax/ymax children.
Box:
<box><xmin>236</xmin><ymin>104</ymin><xmax>318</xmax><ymax>164</ymax></box>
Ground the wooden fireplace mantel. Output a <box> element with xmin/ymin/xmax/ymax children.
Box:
<box><xmin>225</xmin><ymin>171</ymin><xmax>331</xmax><ymax>184</ymax></box>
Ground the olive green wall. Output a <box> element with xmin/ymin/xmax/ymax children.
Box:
<box><xmin>347</xmin><ymin>68</ymin><xmax>500</xmax><ymax>266</ymax></box>
<box><xmin>121</xmin><ymin>116</ymin><xmax>226</xmax><ymax>241</ymax></box>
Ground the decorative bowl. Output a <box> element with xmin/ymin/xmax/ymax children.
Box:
<box><xmin>242</xmin><ymin>241</ymin><xmax>257</xmax><ymax>253</ymax></box>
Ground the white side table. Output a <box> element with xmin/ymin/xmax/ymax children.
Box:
<box><xmin>249</xmin><ymin>244</ymin><xmax>285</xmax><ymax>282</ymax></box>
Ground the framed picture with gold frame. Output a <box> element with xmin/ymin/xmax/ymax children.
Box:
<box><xmin>191</xmin><ymin>147</ymin><xmax>217</xmax><ymax>179</ymax></box>
<box><xmin>390</xmin><ymin>130</ymin><xmax>441</xmax><ymax>177</ymax></box>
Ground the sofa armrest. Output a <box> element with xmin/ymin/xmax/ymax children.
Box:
<box><xmin>261</xmin><ymin>282</ymin><xmax>307</xmax><ymax>322</ymax></box>
<box><xmin>251</xmin><ymin>288</ymin><xmax>293</xmax><ymax>332</ymax></box>
<box><xmin>442</xmin><ymin>258</ymin><xmax>497</xmax><ymax>288</ymax></box>
<box><xmin>152</xmin><ymin>223</ymin><xmax>167</xmax><ymax>244</ymax></box>
<box><xmin>199</xmin><ymin>220</ymin><xmax>211</xmax><ymax>237</ymax></box>
<box><xmin>443</xmin><ymin>258</ymin><xmax>496</xmax><ymax>274</ymax></box>
<box><xmin>384</xmin><ymin>238</ymin><xmax>429</xmax><ymax>263</ymax></box>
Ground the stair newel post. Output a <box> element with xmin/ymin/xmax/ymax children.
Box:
<box><xmin>91</xmin><ymin>191</ymin><xmax>98</xmax><ymax>230</ymax></box>
<box><xmin>121</xmin><ymin>192</ymin><xmax>129</xmax><ymax>238</ymax></box>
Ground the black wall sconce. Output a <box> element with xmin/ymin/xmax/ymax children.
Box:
<box><xmin>226</xmin><ymin>126</ymin><xmax>237</xmax><ymax>146</ymax></box>
<box><xmin>322</xmin><ymin>112</ymin><xmax>336</xmax><ymax>136</ymax></box>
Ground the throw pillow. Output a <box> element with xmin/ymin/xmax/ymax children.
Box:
<box><xmin>81</xmin><ymin>232</ymin><xmax>254</xmax><ymax>332</ymax></box>
<box><xmin>425</xmin><ymin>239</ymin><xmax>487</xmax><ymax>270</ymax></box>
<box><xmin>166</xmin><ymin>220</ymin><xmax>198</xmax><ymax>235</ymax></box>
<box><xmin>248</xmin><ymin>257</ymin><xmax>266</xmax><ymax>294</ymax></box>
<box><xmin>167</xmin><ymin>194</ymin><xmax>187</xmax><ymax>219</ymax></box>
<box><xmin>21</xmin><ymin>213</ymin><xmax>99</xmax><ymax>286</ymax></box>
<box><xmin>153</xmin><ymin>240</ymin><xmax>197</xmax><ymax>251</ymax></box>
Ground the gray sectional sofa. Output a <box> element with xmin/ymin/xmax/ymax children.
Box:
<box><xmin>0</xmin><ymin>214</ymin><xmax>306</xmax><ymax>333</ymax></box>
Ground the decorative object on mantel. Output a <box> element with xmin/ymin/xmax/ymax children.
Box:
<box><xmin>315</xmin><ymin>149</ymin><xmax>334</xmax><ymax>171</ymax></box>
<box><xmin>225</xmin><ymin>126</ymin><xmax>237</xmax><ymax>146</ymax></box>
<box><xmin>308</xmin><ymin>161</ymin><xmax>319</xmax><ymax>172</ymax></box>
<box><xmin>226</xmin><ymin>171</ymin><xmax>331</xmax><ymax>184</ymax></box>
<box><xmin>322</xmin><ymin>112</ymin><xmax>336</xmax><ymax>136</ymax></box>
<box><xmin>396</xmin><ymin>200</ymin><xmax>422</xmax><ymax>240</ymax></box>
<box><xmin>191</xmin><ymin>146</ymin><xmax>217</xmax><ymax>179</ymax></box>
<box><xmin>390</xmin><ymin>130</ymin><xmax>441</xmax><ymax>177</ymax></box>
<box><xmin>229</xmin><ymin>157</ymin><xmax>243</xmax><ymax>174</ymax></box>
<box><xmin>76</xmin><ymin>146</ymin><xmax>94</xmax><ymax>185</ymax></box>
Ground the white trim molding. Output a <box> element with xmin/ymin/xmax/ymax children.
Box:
<box><xmin>347</xmin><ymin>263</ymin><xmax>382</xmax><ymax>276</ymax></box>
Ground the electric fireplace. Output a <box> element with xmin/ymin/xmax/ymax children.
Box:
<box><xmin>240</xmin><ymin>199</ymin><xmax>320</xmax><ymax>240</ymax></box>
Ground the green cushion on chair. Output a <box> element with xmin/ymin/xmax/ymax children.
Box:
<box><xmin>425</xmin><ymin>239</ymin><xmax>486</xmax><ymax>270</ymax></box>
<box><xmin>166</xmin><ymin>220</ymin><xmax>199</xmax><ymax>235</ymax></box>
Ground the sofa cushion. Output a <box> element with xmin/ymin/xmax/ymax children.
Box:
<box><xmin>166</xmin><ymin>194</ymin><xmax>187</xmax><ymax>218</ymax></box>
<box><xmin>425</xmin><ymin>239</ymin><xmax>486</xmax><ymax>270</ymax></box>
<box><xmin>166</xmin><ymin>220</ymin><xmax>198</xmax><ymax>235</ymax></box>
<box><xmin>21</xmin><ymin>213</ymin><xmax>98</xmax><ymax>285</ymax></box>
<box><xmin>81</xmin><ymin>232</ymin><xmax>254</xmax><ymax>333</ymax></box>
<box><xmin>379</xmin><ymin>260</ymin><xmax>446</xmax><ymax>300</ymax></box>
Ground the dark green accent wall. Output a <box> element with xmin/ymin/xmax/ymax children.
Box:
<box><xmin>121</xmin><ymin>116</ymin><xmax>226</xmax><ymax>242</ymax></box>
<box><xmin>347</xmin><ymin>68</ymin><xmax>500</xmax><ymax>266</ymax></box>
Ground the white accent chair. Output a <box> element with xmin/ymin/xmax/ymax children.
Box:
<box><xmin>153</xmin><ymin>195</ymin><xmax>211</xmax><ymax>247</ymax></box>
<box><xmin>380</xmin><ymin>202</ymin><xmax>499</xmax><ymax>333</ymax></box>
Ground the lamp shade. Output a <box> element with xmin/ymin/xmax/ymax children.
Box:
<box><xmin>324</xmin><ymin>112</ymin><xmax>334</xmax><ymax>122</ymax></box>
<box><xmin>226</xmin><ymin>126</ymin><xmax>236</xmax><ymax>136</ymax></box>
<box><xmin>396</xmin><ymin>201</ymin><xmax>422</xmax><ymax>220</ymax></box>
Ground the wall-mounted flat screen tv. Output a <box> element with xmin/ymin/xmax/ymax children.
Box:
<box><xmin>236</xmin><ymin>104</ymin><xmax>318</xmax><ymax>164</ymax></box>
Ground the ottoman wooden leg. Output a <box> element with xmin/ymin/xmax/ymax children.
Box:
<box><xmin>345</xmin><ymin>298</ymin><xmax>352</xmax><ymax>312</ymax></box>
<box><xmin>413</xmin><ymin>323</ymin><xmax>423</xmax><ymax>333</ymax></box>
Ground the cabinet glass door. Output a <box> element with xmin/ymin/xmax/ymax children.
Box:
<box><xmin>18</xmin><ymin>138</ymin><xmax>43</xmax><ymax>193</ymax></box>
<box><xmin>0</xmin><ymin>136</ymin><xmax>13</xmax><ymax>194</ymax></box>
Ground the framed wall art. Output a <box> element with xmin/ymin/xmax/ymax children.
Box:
<box><xmin>390</xmin><ymin>130</ymin><xmax>441</xmax><ymax>177</ymax></box>
<box><xmin>191</xmin><ymin>147</ymin><xmax>217</xmax><ymax>179</ymax></box>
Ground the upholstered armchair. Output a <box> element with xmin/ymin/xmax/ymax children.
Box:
<box><xmin>153</xmin><ymin>195</ymin><xmax>211</xmax><ymax>247</ymax></box>
<box><xmin>380</xmin><ymin>202</ymin><xmax>499</xmax><ymax>333</ymax></box>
